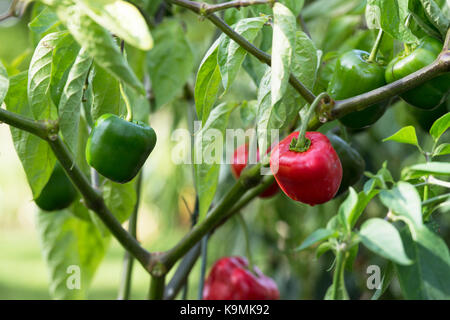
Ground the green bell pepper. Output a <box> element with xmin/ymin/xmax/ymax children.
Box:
<box><xmin>35</xmin><ymin>163</ymin><xmax>78</xmax><ymax>211</ymax></box>
<box><xmin>86</xmin><ymin>114</ymin><xmax>157</xmax><ymax>183</ymax></box>
<box><xmin>328</xmin><ymin>50</ymin><xmax>387</xmax><ymax>129</ymax></box>
<box><xmin>385</xmin><ymin>36</ymin><xmax>450</xmax><ymax>110</ymax></box>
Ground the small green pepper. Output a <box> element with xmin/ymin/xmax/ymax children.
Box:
<box><xmin>86</xmin><ymin>114</ymin><xmax>157</xmax><ymax>183</ymax></box>
<box><xmin>327</xmin><ymin>133</ymin><xmax>365</xmax><ymax>197</ymax></box>
<box><xmin>35</xmin><ymin>163</ymin><xmax>78</xmax><ymax>211</ymax></box>
<box><xmin>411</xmin><ymin>98</ymin><xmax>449</xmax><ymax>132</ymax></box>
<box><xmin>328</xmin><ymin>49</ymin><xmax>387</xmax><ymax>129</ymax></box>
<box><xmin>385</xmin><ymin>36</ymin><xmax>450</xmax><ymax>110</ymax></box>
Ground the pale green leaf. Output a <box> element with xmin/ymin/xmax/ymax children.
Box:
<box><xmin>28</xmin><ymin>31</ymin><xmax>64</xmax><ymax>119</ymax></box>
<box><xmin>380</xmin><ymin>182</ymin><xmax>423</xmax><ymax>227</ymax></box>
<box><xmin>218</xmin><ymin>17</ymin><xmax>268</xmax><ymax>92</ymax></box>
<box><xmin>365</xmin><ymin>0</ymin><xmax>418</xmax><ymax>43</ymax></box>
<box><xmin>195</xmin><ymin>39</ymin><xmax>222</xmax><ymax>124</ymax></box>
<box><xmin>57</xmin><ymin>4</ymin><xmax>144</xmax><ymax>94</ymax></box>
<box><xmin>4</xmin><ymin>72</ymin><xmax>55</xmax><ymax>198</ymax></box>
<box><xmin>103</xmin><ymin>180</ymin><xmax>137</xmax><ymax>223</ymax></box>
<box><xmin>359</xmin><ymin>218</ymin><xmax>413</xmax><ymax>265</ymax></box>
<box><xmin>59</xmin><ymin>48</ymin><xmax>93</xmax><ymax>154</ymax></box>
<box><xmin>37</xmin><ymin>209</ymin><xmax>109</xmax><ymax>299</ymax></box>
<box><xmin>430</xmin><ymin>112</ymin><xmax>450</xmax><ymax>142</ymax></box>
<box><xmin>195</xmin><ymin>102</ymin><xmax>235</xmax><ymax>221</ymax></box>
<box><xmin>383</xmin><ymin>126</ymin><xmax>420</xmax><ymax>148</ymax></box>
<box><xmin>271</xmin><ymin>3</ymin><xmax>296</xmax><ymax>107</ymax></box>
<box><xmin>77</xmin><ymin>0</ymin><xmax>153</xmax><ymax>50</ymax></box>
<box><xmin>0</xmin><ymin>60</ymin><xmax>8</xmax><ymax>104</ymax></box>
<box><xmin>433</xmin><ymin>143</ymin><xmax>450</xmax><ymax>157</ymax></box>
<box><xmin>295</xmin><ymin>229</ymin><xmax>338</xmax><ymax>251</ymax></box>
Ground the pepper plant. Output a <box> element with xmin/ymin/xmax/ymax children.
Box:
<box><xmin>0</xmin><ymin>0</ymin><xmax>449</xmax><ymax>300</ymax></box>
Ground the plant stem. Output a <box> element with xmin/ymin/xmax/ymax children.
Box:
<box><xmin>149</xmin><ymin>275</ymin><xmax>166</xmax><ymax>300</ymax></box>
<box><xmin>367</xmin><ymin>29</ymin><xmax>384</xmax><ymax>63</ymax></box>
<box><xmin>292</xmin><ymin>92</ymin><xmax>330</xmax><ymax>151</ymax></box>
<box><xmin>166</xmin><ymin>0</ymin><xmax>316</xmax><ymax>104</ymax></box>
<box><xmin>47</xmin><ymin>136</ymin><xmax>152</xmax><ymax>268</ymax></box>
<box><xmin>201</xmin><ymin>0</ymin><xmax>272</xmax><ymax>14</ymax></box>
<box><xmin>198</xmin><ymin>234</ymin><xmax>209</xmax><ymax>299</ymax></box>
<box><xmin>160</xmin><ymin>163</ymin><xmax>262</xmax><ymax>270</ymax></box>
<box><xmin>331</xmin><ymin>248</ymin><xmax>347</xmax><ymax>300</ymax></box>
<box><xmin>120</xmin><ymin>83</ymin><xmax>133</xmax><ymax>122</ymax></box>
<box><xmin>118</xmin><ymin>173</ymin><xmax>142</xmax><ymax>300</ymax></box>
<box><xmin>236</xmin><ymin>213</ymin><xmax>254</xmax><ymax>272</ymax></box>
<box><xmin>332</xmin><ymin>55</ymin><xmax>449</xmax><ymax>119</ymax></box>
<box><xmin>422</xmin><ymin>193</ymin><xmax>450</xmax><ymax>206</ymax></box>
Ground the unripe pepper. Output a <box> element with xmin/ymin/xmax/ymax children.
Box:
<box><xmin>35</xmin><ymin>163</ymin><xmax>77</xmax><ymax>211</ymax></box>
<box><xmin>231</xmin><ymin>144</ymin><xmax>279</xmax><ymax>198</ymax></box>
<box><xmin>328</xmin><ymin>49</ymin><xmax>387</xmax><ymax>129</ymax></box>
<box><xmin>203</xmin><ymin>256</ymin><xmax>279</xmax><ymax>300</ymax></box>
<box><xmin>327</xmin><ymin>133</ymin><xmax>365</xmax><ymax>197</ymax></box>
<box><xmin>385</xmin><ymin>36</ymin><xmax>450</xmax><ymax>110</ymax></box>
<box><xmin>86</xmin><ymin>114</ymin><xmax>157</xmax><ymax>183</ymax></box>
<box><xmin>270</xmin><ymin>131</ymin><xmax>342</xmax><ymax>205</ymax></box>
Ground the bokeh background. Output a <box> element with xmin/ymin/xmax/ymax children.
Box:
<box><xmin>0</xmin><ymin>0</ymin><xmax>449</xmax><ymax>299</ymax></box>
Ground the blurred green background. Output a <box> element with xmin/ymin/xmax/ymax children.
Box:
<box><xmin>1</xmin><ymin>0</ymin><xmax>449</xmax><ymax>300</ymax></box>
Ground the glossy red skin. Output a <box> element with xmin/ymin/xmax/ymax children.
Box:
<box><xmin>203</xmin><ymin>256</ymin><xmax>280</xmax><ymax>300</ymax></box>
<box><xmin>231</xmin><ymin>144</ymin><xmax>280</xmax><ymax>198</ymax></box>
<box><xmin>270</xmin><ymin>132</ymin><xmax>342</xmax><ymax>206</ymax></box>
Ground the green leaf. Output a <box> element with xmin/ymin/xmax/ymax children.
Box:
<box><xmin>359</xmin><ymin>218</ymin><xmax>413</xmax><ymax>265</ymax></box>
<box><xmin>195</xmin><ymin>39</ymin><xmax>222</xmax><ymax>124</ymax></box>
<box><xmin>405</xmin><ymin>162</ymin><xmax>450</xmax><ymax>177</ymax></box>
<box><xmin>371</xmin><ymin>262</ymin><xmax>395</xmax><ymax>300</ymax></box>
<box><xmin>419</xmin><ymin>0</ymin><xmax>450</xmax><ymax>39</ymax></box>
<box><xmin>287</xmin><ymin>31</ymin><xmax>319</xmax><ymax>106</ymax></box>
<box><xmin>380</xmin><ymin>182</ymin><xmax>423</xmax><ymax>227</ymax></box>
<box><xmin>240</xmin><ymin>100</ymin><xmax>258</xmax><ymax>127</ymax></box>
<box><xmin>366</xmin><ymin>0</ymin><xmax>418</xmax><ymax>43</ymax></box>
<box><xmin>279</xmin><ymin>0</ymin><xmax>305</xmax><ymax>16</ymax></box>
<box><xmin>37</xmin><ymin>209</ymin><xmax>109</xmax><ymax>299</ymax></box>
<box><xmin>91</xmin><ymin>64</ymin><xmax>121</xmax><ymax>120</ymax></box>
<box><xmin>147</xmin><ymin>19</ymin><xmax>194</xmax><ymax>109</ymax></box>
<box><xmin>433</xmin><ymin>143</ymin><xmax>450</xmax><ymax>157</ymax></box>
<box><xmin>77</xmin><ymin>0</ymin><xmax>153</xmax><ymax>50</ymax></box>
<box><xmin>103</xmin><ymin>180</ymin><xmax>137</xmax><ymax>223</ymax></box>
<box><xmin>271</xmin><ymin>3</ymin><xmax>296</xmax><ymax>107</ymax></box>
<box><xmin>28</xmin><ymin>6</ymin><xmax>62</xmax><ymax>45</ymax></box>
<box><xmin>59</xmin><ymin>48</ymin><xmax>93</xmax><ymax>154</ymax></box>
<box><xmin>28</xmin><ymin>31</ymin><xmax>64</xmax><ymax>120</ymax></box>
<box><xmin>429</xmin><ymin>112</ymin><xmax>450</xmax><ymax>142</ymax></box>
<box><xmin>295</xmin><ymin>228</ymin><xmax>338</xmax><ymax>251</ymax></box>
<box><xmin>256</xmin><ymin>69</ymin><xmax>286</xmax><ymax>156</ymax></box>
<box><xmin>338</xmin><ymin>187</ymin><xmax>379</xmax><ymax>232</ymax></box>
<box><xmin>195</xmin><ymin>102</ymin><xmax>235</xmax><ymax>222</ymax></box>
<box><xmin>0</xmin><ymin>60</ymin><xmax>8</xmax><ymax>104</ymax></box>
<box><xmin>50</xmin><ymin>34</ymin><xmax>81</xmax><ymax>107</ymax></box>
<box><xmin>56</xmin><ymin>4</ymin><xmax>144</xmax><ymax>94</ymax></box>
<box><xmin>4</xmin><ymin>72</ymin><xmax>56</xmax><ymax>198</ymax></box>
<box><xmin>395</xmin><ymin>225</ymin><xmax>450</xmax><ymax>299</ymax></box>
<box><xmin>218</xmin><ymin>16</ymin><xmax>268</xmax><ymax>93</ymax></box>
<box><xmin>383</xmin><ymin>126</ymin><xmax>420</xmax><ymax>148</ymax></box>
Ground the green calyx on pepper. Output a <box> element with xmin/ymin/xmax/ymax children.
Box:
<box><xmin>35</xmin><ymin>163</ymin><xmax>78</xmax><ymax>211</ymax></box>
<box><xmin>385</xmin><ymin>36</ymin><xmax>450</xmax><ymax>110</ymax></box>
<box><xmin>326</xmin><ymin>133</ymin><xmax>365</xmax><ymax>197</ymax></box>
<box><xmin>328</xmin><ymin>49</ymin><xmax>387</xmax><ymax>129</ymax></box>
<box><xmin>86</xmin><ymin>113</ymin><xmax>157</xmax><ymax>184</ymax></box>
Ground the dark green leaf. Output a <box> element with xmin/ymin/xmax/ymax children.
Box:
<box><xmin>395</xmin><ymin>225</ymin><xmax>450</xmax><ymax>299</ymax></box>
